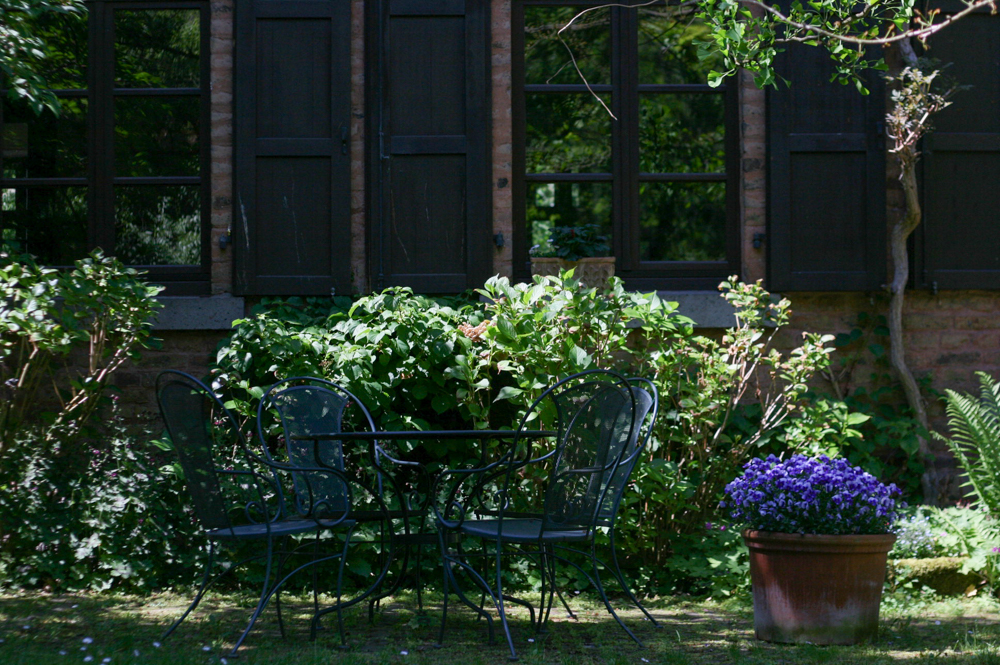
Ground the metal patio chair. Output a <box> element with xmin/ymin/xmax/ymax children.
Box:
<box><xmin>155</xmin><ymin>370</ymin><xmax>374</xmax><ymax>657</ymax></box>
<box><xmin>256</xmin><ymin>376</ymin><xmax>403</xmax><ymax>634</ymax></box>
<box><xmin>433</xmin><ymin>369</ymin><xmax>657</xmax><ymax>659</ymax></box>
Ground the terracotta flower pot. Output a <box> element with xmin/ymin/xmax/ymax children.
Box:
<box><xmin>743</xmin><ymin>529</ymin><xmax>897</xmax><ymax>645</ymax></box>
<box><xmin>530</xmin><ymin>256</ymin><xmax>615</xmax><ymax>288</ymax></box>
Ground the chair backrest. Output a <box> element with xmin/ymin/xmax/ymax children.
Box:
<box><xmin>523</xmin><ymin>370</ymin><xmax>638</xmax><ymax>532</ymax></box>
<box><xmin>156</xmin><ymin>370</ymin><xmax>267</xmax><ymax>536</ymax></box>
<box><xmin>595</xmin><ymin>379</ymin><xmax>658</xmax><ymax>524</ymax></box>
<box><xmin>258</xmin><ymin>377</ymin><xmax>376</xmax><ymax>516</ymax></box>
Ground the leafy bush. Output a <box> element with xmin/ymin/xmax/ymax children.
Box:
<box><xmin>935</xmin><ymin>372</ymin><xmax>1000</xmax><ymax>516</ymax></box>
<box><xmin>214</xmin><ymin>273</ymin><xmax>848</xmax><ymax>596</ymax></box>
<box><xmin>891</xmin><ymin>511</ymin><xmax>938</xmax><ymax>559</ymax></box>
<box><xmin>0</xmin><ymin>248</ymin><xmax>162</xmax><ymax>444</ymax></box>
<box><xmin>0</xmin><ymin>402</ymin><xmax>204</xmax><ymax>591</ymax></box>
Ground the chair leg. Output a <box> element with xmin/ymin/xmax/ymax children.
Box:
<box><xmin>334</xmin><ymin>528</ymin><xmax>355</xmax><ymax>648</ymax></box>
<box><xmin>162</xmin><ymin>541</ymin><xmax>217</xmax><ymax>641</ymax></box>
<box><xmin>273</xmin><ymin>544</ymin><xmax>292</xmax><ymax>640</ymax></box>
<box><xmin>494</xmin><ymin>543</ymin><xmax>518</xmax><ymax>661</ymax></box>
<box><xmin>228</xmin><ymin>536</ymin><xmax>279</xmax><ymax>658</ymax></box>
<box><xmin>589</xmin><ymin>542</ymin><xmax>643</xmax><ymax>647</ymax></box>
<box><xmin>437</xmin><ymin>530</ymin><xmax>495</xmax><ymax>646</ymax></box>
<box><xmin>607</xmin><ymin>530</ymin><xmax>658</xmax><ymax>626</ymax></box>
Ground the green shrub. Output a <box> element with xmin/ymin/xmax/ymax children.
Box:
<box><xmin>214</xmin><ymin>273</ymin><xmax>848</xmax><ymax>597</ymax></box>
<box><xmin>0</xmin><ymin>248</ymin><xmax>162</xmax><ymax>444</ymax></box>
<box><xmin>936</xmin><ymin>372</ymin><xmax>1000</xmax><ymax>516</ymax></box>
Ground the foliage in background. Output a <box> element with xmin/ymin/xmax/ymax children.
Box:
<box><xmin>0</xmin><ymin>0</ymin><xmax>84</xmax><ymax>114</ymax></box>
<box><xmin>795</xmin><ymin>311</ymin><xmax>928</xmax><ymax>500</ymax></box>
<box><xmin>0</xmin><ymin>404</ymin><xmax>203</xmax><ymax>591</ymax></box>
<box><xmin>0</xmin><ymin>248</ymin><xmax>162</xmax><ymax>446</ymax></box>
<box><xmin>215</xmin><ymin>273</ymin><xmax>860</xmax><ymax>597</ymax></box>
<box><xmin>935</xmin><ymin>372</ymin><xmax>1000</xmax><ymax>517</ymax></box>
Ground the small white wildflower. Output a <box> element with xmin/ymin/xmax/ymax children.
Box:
<box><xmin>81</xmin><ymin>647</ymin><xmax>87</xmax><ymax>651</ymax></box>
<box><xmin>202</xmin><ymin>646</ymin><xmax>211</xmax><ymax>652</ymax></box>
<box><xmin>133</xmin><ymin>651</ymin><xmax>140</xmax><ymax>657</ymax></box>
<box><xmin>102</xmin><ymin>658</ymin><xmax>111</xmax><ymax>664</ymax></box>
<box><xmin>400</xmin><ymin>650</ymin><xmax>409</xmax><ymax>656</ymax></box>
<box><xmin>527</xmin><ymin>638</ymin><xmax>534</xmax><ymax>643</ymax></box>
<box><xmin>152</xmin><ymin>642</ymin><xmax>161</xmax><ymax>648</ymax></box>
<box><xmin>22</xmin><ymin>625</ymin><xmax>30</xmax><ymax>630</ymax></box>
<box><xmin>642</xmin><ymin>659</ymin><xmax>650</xmax><ymax>663</ymax></box>
<box><xmin>83</xmin><ymin>658</ymin><xmax>93</xmax><ymax>663</ymax></box>
<box><xmin>82</xmin><ymin>638</ymin><xmax>93</xmax><ymax>645</ymax></box>
<box><xmin>935</xmin><ymin>620</ymin><xmax>942</xmax><ymax>625</ymax></box>
<box><xmin>59</xmin><ymin>650</ymin><xmax>67</xmax><ymax>656</ymax></box>
<box><xmin>71</xmin><ymin>605</ymin><xmax>79</xmax><ymax>609</ymax></box>
<box><xmin>220</xmin><ymin>659</ymin><xmax>228</xmax><ymax>665</ymax></box>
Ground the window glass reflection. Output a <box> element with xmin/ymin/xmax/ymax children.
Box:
<box><xmin>639</xmin><ymin>181</ymin><xmax>726</xmax><ymax>261</ymax></box>
<box><xmin>114</xmin><ymin>97</ymin><xmax>200</xmax><ymax>177</ymax></box>
<box><xmin>525</xmin><ymin>6</ymin><xmax>611</xmax><ymax>85</ymax></box>
<box><xmin>526</xmin><ymin>181</ymin><xmax>612</xmax><ymax>254</ymax></box>
<box><xmin>637</xmin><ymin>8</ymin><xmax>723</xmax><ymax>84</ymax></box>
<box><xmin>639</xmin><ymin>94</ymin><xmax>724</xmax><ymax>173</ymax></box>
<box><xmin>527</xmin><ymin>93</ymin><xmax>612</xmax><ymax>174</ymax></box>
<box><xmin>2</xmin><ymin>97</ymin><xmax>88</xmax><ymax>179</ymax></box>
<box><xmin>115</xmin><ymin>10</ymin><xmax>201</xmax><ymax>88</ymax></box>
<box><xmin>114</xmin><ymin>186</ymin><xmax>201</xmax><ymax>265</ymax></box>
<box><xmin>0</xmin><ymin>187</ymin><xmax>89</xmax><ymax>264</ymax></box>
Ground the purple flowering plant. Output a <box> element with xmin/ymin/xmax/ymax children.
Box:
<box><xmin>721</xmin><ymin>455</ymin><xmax>902</xmax><ymax>535</ymax></box>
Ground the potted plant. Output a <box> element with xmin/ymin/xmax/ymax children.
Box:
<box><xmin>721</xmin><ymin>455</ymin><xmax>902</xmax><ymax>645</ymax></box>
<box><xmin>530</xmin><ymin>224</ymin><xmax>614</xmax><ymax>287</ymax></box>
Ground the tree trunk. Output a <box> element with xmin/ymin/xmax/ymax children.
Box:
<box><xmin>889</xmin><ymin>150</ymin><xmax>937</xmax><ymax>503</ymax></box>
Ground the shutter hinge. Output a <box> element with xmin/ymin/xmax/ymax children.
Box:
<box><xmin>752</xmin><ymin>233</ymin><xmax>766</xmax><ymax>249</ymax></box>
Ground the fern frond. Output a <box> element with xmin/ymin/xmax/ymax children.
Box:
<box><xmin>937</xmin><ymin>372</ymin><xmax>1000</xmax><ymax>516</ymax></box>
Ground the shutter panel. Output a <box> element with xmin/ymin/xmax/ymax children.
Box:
<box><xmin>234</xmin><ymin>0</ymin><xmax>352</xmax><ymax>296</ymax></box>
<box><xmin>369</xmin><ymin>0</ymin><xmax>491</xmax><ymax>293</ymax></box>
<box><xmin>767</xmin><ymin>44</ymin><xmax>886</xmax><ymax>291</ymax></box>
<box><xmin>919</xmin><ymin>9</ymin><xmax>1000</xmax><ymax>290</ymax></box>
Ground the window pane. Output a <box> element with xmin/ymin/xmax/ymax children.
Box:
<box><xmin>637</xmin><ymin>8</ymin><xmax>722</xmax><ymax>84</ymax></box>
<box><xmin>524</xmin><ymin>6</ymin><xmax>611</xmax><ymax>85</ymax></box>
<box><xmin>639</xmin><ymin>93</ymin><xmax>724</xmax><ymax>173</ymax></box>
<box><xmin>115</xmin><ymin>97</ymin><xmax>200</xmax><ymax>177</ymax></box>
<box><xmin>115</xmin><ymin>9</ymin><xmax>201</xmax><ymax>88</ymax></box>
<box><xmin>114</xmin><ymin>186</ymin><xmax>201</xmax><ymax>265</ymax></box>
<box><xmin>526</xmin><ymin>182</ymin><xmax>612</xmax><ymax>254</ymax></box>
<box><xmin>527</xmin><ymin>93</ymin><xmax>612</xmax><ymax>174</ymax></box>
<box><xmin>639</xmin><ymin>181</ymin><xmax>725</xmax><ymax>261</ymax></box>
<box><xmin>0</xmin><ymin>187</ymin><xmax>88</xmax><ymax>264</ymax></box>
<box><xmin>10</xmin><ymin>9</ymin><xmax>88</xmax><ymax>90</ymax></box>
<box><xmin>2</xmin><ymin>97</ymin><xmax>88</xmax><ymax>179</ymax></box>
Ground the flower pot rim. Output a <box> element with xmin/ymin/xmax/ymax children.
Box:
<box><xmin>743</xmin><ymin>529</ymin><xmax>896</xmax><ymax>541</ymax></box>
<box><xmin>530</xmin><ymin>256</ymin><xmax>616</xmax><ymax>264</ymax></box>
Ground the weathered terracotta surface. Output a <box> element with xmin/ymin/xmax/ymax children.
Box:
<box><xmin>530</xmin><ymin>256</ymin><xmax>616</xmax><ymax>288</ymax></box>
<box><xmin>744</xmin><ymin>530</ymin><xmax>897</xmax><ymax>645</ymax></box>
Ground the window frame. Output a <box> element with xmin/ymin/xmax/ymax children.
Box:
<box><xmin>511</xmin><ymin>0</ymin><xmax>740</xmax><ymax>290</ymax></box>
<box><xmin>0</xmin><ymin>0</ymin><xmax>212</xmax><ymax>295</ymax></box>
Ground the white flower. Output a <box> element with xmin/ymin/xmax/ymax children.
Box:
<box><xmin>22</xmin><ymin>625</ymin><xmax>30</xmax><ymax>630</ymax></box>
<box><xmin>82</xmin><ymin>638</ymin><xmax>93</xmax><ymax>645</ymax></box>
<box><xmin>152</xmin><ymin>642</ymin><xmax>161</xmax><ymax>648</ymax></box>
<box><xmin>400</xmin><ymin>650</ymin><xmax>409</xmax><ymax>655</ymax></box>
<box><xmin>202</xmin><ymin>646</ymin><xmax>211</xmax><ymax>652</ymax></box>
<box><xmin>102</xmin><ymin>659</ymin><xmax>111</xmax><ymax>663</ymax></box>
<box><xmin>221</xmin><ymin>660</ymin><xmax>228</xmax><ymax>665</ymax></box>
<box><xmin>83</xmin><ymin>658</ymin><xmax>93</xmax><ymax>663</ymax></box>
<box><xmin>527</xmin><ymin>638</ymin><xmax>535</xmax><ymax>643</ymax></box>
<box><xmin>59</xmin><ymin>650</ymin><xmax>67</xmax><ymax>656</ymax></box>
<box><xmin>133</xmin><ymin>651</ymin><xmax>140</xmax><ymax>657</ymax></box>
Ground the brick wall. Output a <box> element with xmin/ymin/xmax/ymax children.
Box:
<box><xmin>209</xmin><ymin>0</ymin><xmax>234</xmax><ymax>294</ymax></box>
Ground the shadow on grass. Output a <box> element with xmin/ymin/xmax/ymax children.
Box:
<box><xmin>0</xmin><ymin>590</ymin><xmax>998</xmax><ymax>664</ymax></box>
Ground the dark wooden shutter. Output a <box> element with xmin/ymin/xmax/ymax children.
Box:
<box><xmin>368</xmin><ymin>0</ymin><xmax>491</xmax><ymax>293</ymax></box>
<box><xmin>234</xmin><ymin>0</ymin><xmax>352</xmax><ymax>296</ymax></box>
<box><xmin>919</xmin><ymin>8</ymin><xmax>1000</xmax><ymax>290</ymax></box>
<box><xmin>767</xmin><ymin>44</ymin><xmax>886</xmax><ymax>291</ymax></box>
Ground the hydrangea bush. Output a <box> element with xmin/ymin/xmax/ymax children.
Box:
<box><xmin>721</xmin><ymin>455</ymin><xmax>902</xmax><ymax>535</ymax></box>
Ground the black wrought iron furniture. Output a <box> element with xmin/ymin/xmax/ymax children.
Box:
<box><xmin>432</xmin><ymin>369</ymin><xmax>658</xmax><ymax>660</ymax></box>
<box><xmin>155</xmin><ymin>370</ymin><xmax>385</xmax><ymax>657</ymax></box>
<box><xmin>256</xmin><ymin>376</ymin><xmax>401</xmax><ymax>634</ymax></box>
<box><xmin>287</xmin><ymin>427</ymin><xmax>556</xmax><ymax>617</ymax></box>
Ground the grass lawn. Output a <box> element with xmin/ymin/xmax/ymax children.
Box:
<box><xmin>0</xmin><ymin>588</ymin><xmax>998</xmax><ymax>665</ymax></box>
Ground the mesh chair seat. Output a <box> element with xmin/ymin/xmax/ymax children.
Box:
<box><xmin>458</xmin><ymin>518</ymin><xmax>590</xmax><ymax>543</ymax></box>
<box><xmin>206</xmin><ymin>518</ymin><xmax>357</xmax><ymax>541</ymax></box>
